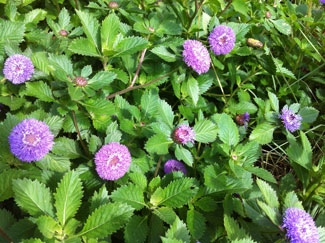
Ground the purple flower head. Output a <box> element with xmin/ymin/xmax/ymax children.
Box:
<box><xmin>182</xmin><ymin>40</ymin><xmax>211</xmax><ymax>75</ymax></box>
<box><xmin>282</xmin><ymin>207</ymin><xmax>319</xmax><ymax>243</ymax></box>
<box><xmin>236</xmin><ymin>112</ymin><xmax>250</xmax><ymax>128</ymax></box>
<box><xmin>209</xmin><ymin>25</ymin><xmax>236</xmax><ymax>55</ymax></box>
<box><xmin>94</xmin><ymin>142</ymin><xmax>131</xmax><ymax>181</ymax></box>
<box><xmin>279</xmin><ymin>106</ymin><xmax>302</xmax><ymax>132</ymax></box>
<box><xmin>164</xmin><ymin>160</ymin><xmax>187</xmax><ymax>175</ymax></box>
<box><xmin>172</xmin><ymin>124</ymin><xmax>195</xmax><ymax>145</ymax></box>
<box><xmin>8</xmin><ymin>119</ymin><xmax>54</xmax><ymax>162</ymax></box>
<box><xmin>3</xmin><ymin>54</ymin><xmax>34</xmax><ymax>84</ymax></box>
<box><xmin>320</xmin><ymin>0</ymin><xmax>325</xmax><ymax>4</ymax></box>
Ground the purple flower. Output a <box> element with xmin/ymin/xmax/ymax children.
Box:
<box><xmin>279</xmin><ymin>106</ymin><xmax>302</xmax><ymax>132</ymax></box>
<box><xmin>94</xmin><ymin>142</ymin><xmax>131</xmax><ymax>181</ymax></box>
<box><xmin>320</xmin><ymin>0</ymin><xmax>325</xmax><ymax>4</ymax></box>
<box><xmin>3</xmin><ymin>54</ymin><xmax>34</xmax><ymax>84</ymax></box>
<box><xmin>164</xmin><ymin>160</ymin><xmax>187</xmax><ymax>175</ymax></box>
<box><xmin>209</xmin><ymin>25</ymin><xmax>236</xmax><ymax>55</ymax></box>
<box><xmin>8</xmin><ymin>119</ymin><xmax>54</xmax><ymax>162</ymax></box>
<box><xmin>172</xmin><ymin>124</ymin><xmax>195</xmax><ymax>145</ymax></box>
<box><xmin>236</xmin><ymin>112</ymin><xmax>250</xmax><ymax>128</ymax></box>
<box><xmin>282</xmin><ymin>207</ymin><xmax>319</xmax><ymax>243</ymax></box>
<box><xmin>182</xmin><ymin>40</ymin><xmax>211</xmax><ymax>75</ymax></box>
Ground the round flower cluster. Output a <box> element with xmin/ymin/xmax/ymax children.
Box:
<box><xmin>172</xmin><ymin>124</ymin><xmax>195</xmax><ymax>145</ymax></box>
<box><xmin>164</xmin><ymin>160</ymin><xmax>187</xmax><ymax>175</ymax></box>
<box><xmin>94</xmin><ymin>142</ymin><xmax>131</xmax><ymax>181</ymax></box>
<box><xmin>320</xmin><ymin>0</ymin><xmax>325</xmax><ymax>4</ymax></box>
<box><xmin>8</xmin><ymin>119</ymin><xmax>54</xmax><ymax>162</ymax></box>
<box><xmin>3</xmin><ymin>54</ymin><xmax>34</xmax><ymax>84</ymax></box>
<box><xmin>182</xmin><ymin>40</ymin><xmax>211</xmax><ymax>75</ymax></box>
<box><xmin>279</xmin><ymin>106</ymin><xmax>302</xmax><ymax>132</ymax></box>
<box><xmin>282</xmin><ymin>207</ymin><xmax>319</xmax><ymax>243</ymax></box>
<box><xmin>208</xmin><ymin>25</ymin><xmax>236</xmax><ymax>55</ymax></box>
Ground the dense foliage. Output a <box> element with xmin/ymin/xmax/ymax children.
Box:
<box><xmin>0</xmin><ymin>0</ymin><xmax>324</xmax><ymax>242</ymax></box>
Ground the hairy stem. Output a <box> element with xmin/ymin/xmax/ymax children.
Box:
<box><xmin>129</xmin><ymin>48</ymin><xmax>148</xmax><ymax>88</ymax></box>
<box><xmin>72</xmin><ymin>110</ymin><xmax>90</xmax><ymax>158</ymax></box>
<box><xmin>154</xmin><ymin>155</ymin><xmax>164</xmax><ymax>177</ymax></box>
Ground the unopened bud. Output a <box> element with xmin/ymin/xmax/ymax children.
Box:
<box><xmin>266</xmin><ymin>11</ymin><xmax>271</xmax><ymax>18</ymax></box>
<box><xmin>247</xmin><ymin>38</ymin><xmax>263</xmax><ymax>48</ymax></box>
<box><xmin>108</xmin><ymin>1</ymin><xmax>119</xmax><ymax>9</ymax></box>
<box><xmin>74</xmin><ymin>77</ymin><xmax>87</xmax><ymax>87</ymax></box>
<box><xmin>59</xmin><ymin>30</ymin><xmax>68</xmax><ymax>37</ymax></box>
<box><xmin>148</xmin><ymin>27</ymin><xmax>154</xmax><ymax>32</ymax></box>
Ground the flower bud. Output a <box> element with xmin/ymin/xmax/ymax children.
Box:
<box><xmin>73</xmin><ymin>77</ymin><xmax>87</xmax><ymax>87</ymax></box>
<box><xmin>266</xmin><ymin>11</ymin><xmax>271</xmax><ymax>19</ymax></box>
<box><xmin>59</xmin><ymin>30</ymin><xmax>68</xmax><ymax>37</ymax></box>
<box><xmin>148</xmin><ymin>27</ymin><xmax>155</xmax><ymax>32</ymax></box>
<box><xmin>108</xmin><ymin>1</ymin><xmax>119</xmax><ymax>9</ymax></box>
<box><xmin>247</xmin><ymin>38</ymin><xmax>263</xmax><ymax>48</ymax></box>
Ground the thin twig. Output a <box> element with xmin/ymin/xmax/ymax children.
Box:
<box><xmin>211</xmin><ymin>62</ymin><xmax>226</xmax><ymax>102</ymax></box>
<box><xmin>129</xmin><ymin>48</ymin><xmax>147</xmax><ymax>88</ymax></box>
<box><xmin>154</xmin><ymin>155</ymin><xmax>163</xmax><ymax>177</ymax></box>
<box><xmin>74</xmin><ymin>0</ymin><xmax>80</xmax><ymax>10</ymax></box>
<box><xmin>0</xmin><ymin>227</ymin><xmax>13</xmax><ymax>243</ymax></box>
<box><xmin>106</xmin><ymin>69</ymin><xmax>178</xmax><ymax>100</ymax></box>
<box><xmin>216</xmin><ymin>0</ymin><xmax>233</xmax><ymax>18</ymax></box>
<box><xmin>72</xmin><ymin>110</ymin><xmax>90</xmax><ymax>157</ymax></box>
<box><xmin>187</xmin><ymin>0</ymin><xmax>205</xmax><ymax>30</ymax></box>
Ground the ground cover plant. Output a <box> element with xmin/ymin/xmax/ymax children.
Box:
<box><xmin>0</xmin><ymin>0</ymin><xmax>324</xmax><ymax>242</ymax></box>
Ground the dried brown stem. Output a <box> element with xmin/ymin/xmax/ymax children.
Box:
<box><xmin>0</xmin><ymin>227</ymin><xmax>13</xmax><ymax>243</ymax></box>
<box><xmin>129</xmin><ymin>48</ymin><xmax>147</xmax><ymax>88</ymax></box>
<box><xmin>72</xmin><ymin>110</ymin><xmax>90</xmax><ymax>157</ymax></box>
<box><xmin>154</xmin><ymin>155</ymin><xmax>163</xmax><ymax>177</ymax></box>
<box><xmin>74</xmin><ymin>0</ymin><xmax>80</xmax><ymax>10</ymax></box>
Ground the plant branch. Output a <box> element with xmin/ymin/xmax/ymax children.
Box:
<box><xmin>187</xmin><ymin>0</ymin><xmax>205</xmax><ymax>30</ymax></box>
<box><xmin>154</xmin><ymin>155</ymin><xmax>163</xmax><ymax>177</ymax></box>
<box><xmin>106</xmin><ymin>69</ymin><xmax>178</xmax><ymax>100</ymax></box>
<box><xmin>216</xmin><ymin>0</ymin><xmax>233</xmax><ymax>18</ymax></box>
<box><xmin>0</xmin><ymin>227</ymin><xmax>13</xmax><ymax>243</ymax></box>
<box><xmin>129</xmin><ymin>48</ymin><xmax>148</xmax><ymax>88</ymax></box>
<box><xmin>72</xmin><ymin>110</ymin><xmax>90</xmax><ymax>158</ymax></box>
<box><xmin>74</xmin><ymin>0</ymin><xmax>80</xmax><ymax>10</ymax></box>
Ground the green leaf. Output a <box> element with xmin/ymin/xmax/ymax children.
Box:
<box><xmin>186</xmin><ymin>76</ymin><xmax>199</xmax><ymax>106</ymax></box>
<box><xmin>114</xmin><ymin>36</ymin><xmax>148</xmax><ymax>57</ymax></box>
<box><xmin>48</xmin><ymin>54</ymin><xmax>73</xmax><ymax>75</ymax></box>
<box><xmin>54</xmin><ymin>171</ymin><xmax>83</xmax><ymax>226</ymax></box>
<box><xmin>129</xmin><ymin>172</ymin><xmax>147</xmax><ymax>190</ymax></box>
<box><xmin>141</xmin><ymin>89</ymin><xmax>159</xmax><ymax>119</ymax></box>
<box><xmin>58</xmin><ymin>8</ymin><xmax>70</xmax><ymax>28</ymax></box>
<box><xmin>299</xmin><ymin>107</ymin><xmax>319</xmax><ymax>123</ymax></box>
<box><xmin>36</xmin><ymin>216</ymin><xmax>58</xmax><ymax>239</ymax></box>
<box><xmin>194</xmin><ymin>197</ymin><xmax>217</xmax><ymax>212</ymax></box>
<box><xmin>52</xmin><ymin>137</ymin><xmax>81</xmax><ymax>159</ymax></box>
<box><xmin>0</xmin><ymin>96</ymin><xmax>25</xmax><ymax>111</ymax></box>
<box><xmin>232</xmin><ymin>0</ymin><xmax>249</xmax><ymax>16</ymax></box>
<box><xmin>101</xmin><ymin>14</ymin><xmax>120</xmax><ymax>53</ymax></box>
<box><xmin>151</xmin><ymin>46</ymin><xmax>177</xmax><ymax>62</ymax></box>
<box><xmin>145</xmin><ymin>134</ymin><xmax>172</xmax><ymax>155</ymax></box>
<box><xmin>12</xmin><ymin>178</ymin><xmax>54</xmax><ymax>217</ymax></box>
<box><xmin>165</xmin><ymin>217</ymin><xmax>190</xmax><ymax>243</ymax></box>
<box><xmin>256</xmin><ymin>200</ymin><xmax>280</xmax><ymax>225</ymax></box>
<box><xmin>283</xmin><ymin>191</ymin><xmax>303</xmax><ymax>210</ymax></box>
<box><xmin>232</xmin><ymin>238</ymin><xmax>257</xmax><ymax>243</ymax></box>
<box><xmin>224</xmin><ymin>214</ymin><xmax>248</xmax><ymax>241</ymax></box>
<box><xmin>24</xmin><ymin>9</ymin><xmax>47</xmax><ymax>24</ymax></box>
<box><xmin>268</xmin><ymin>91</ymin><xmax>279</xmax><ymax>113</ymax></box>
<box><xmin>90</xmin><ymin>185</ymin><xmax>110</xmax><ymax>212</ymax></box>
<box><xmin>194</xmin><ymin>119</ymin><xmax>218</xmax><ymax>143</ymax></box>
<box><xmin>69</xmin><ymin>38</ymin><xmax>101</xmax><ymax>57</ymax></box>
<box><xmin>249</xmin><ymin>123</ymin><xmax>276</xmax><ymax>145</ymax></box>
<box><xmin>78</xmin><ymin>203</ymin><xmax>134</xmax><ymax>238</ymax></box>
<box><xmin>256</xmin><ymin>179</ymin><xmax>279</xmax><ymax>208</ymax></box>
<box><xmin>217</xmin><ymin>113</ymin><xmax>239</xmax><ymax>146</ymax></box>
<box><xmin>150</xmin><ymin>178</ymin><xmax>197</xmax><ymax>208</ymax></box>
<box><xmin>81</xmin><ymin>98</ymin><xmax>115</xmax><ymax>117</ymax></box>
<box><xmin>31</xmin><ymin>52</ymin><xmax>50</xmax><ymax>75</ymax></box>
<box><xmin>0</xmin><ymin>20</ymin><xmax>25</xmax><ymax>43</ymax></box>
<box><xmin>124</xmin><ymin>215</ymin><xmax>148</xmax><ymax>243</ymax></box>
<box><xmin>0</xmin><ymin>208</ymin><xmax>15</xmax><ymax>230</ymax></box>
<box><xmin>245</xmin><ymin>167</ymin><xmax>277</xmax><ymax>184</ymax></box>
<box><xmin>25</xmin><ymin>81</ymin><xmax>55</xmax><ymax>102</ymax></box>
<box><xmin>76</xmin><ymin>10</ymin><xmax>100</xmax><ymax>50</ymax></box>
<box><xmin>157</xmin><ymin>100</ymin><xmax>174</xmax><ymax>130</ymax></box>
<box><xmin>153</xmin><ymin>207</ymin><xmax>177</xmax><ymax>225</ymax></box>
<box><xmin>186</xmin><ymin>209</ymin><xmax>206</xmax><ymax>240</ymax></box>
<box><xmin>271</xmin><ymin>19</ymin><xmax>292</xmax><ymax>35</ymax></box>
<box><xmin>44</xmin><ymin>115</ymin><xmax>64</xmax><ymax>137</ymax></box>
<box><xmin>111</xmin><ymin>184</ymin><xmax>146</xmax><ymax>210</ymax></box>
<box><xmin>36</xmin><ymin>153</ymin><xmax>71</xmax><ymax>173</ymax></box>
<box><xmin>175</xmin><ymin>145</ymin><xmax>193</xmax><ymax>167</ymax></box>
<box><xmin>88</xmin><ymin>71</ymin><xmax>116</xmax><ymax>90</ymax></box>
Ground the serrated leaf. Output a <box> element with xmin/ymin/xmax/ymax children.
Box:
<box><xmin>232</xmin><ymin>0</ymin><xmax>248</xmax><ymax>16</ymax></box>
<box><xmin>69</xmin><ymin>37</ymin><xmax>101</xmax><ymax>57</ymax></box>
<box><xmin>256</xmin><ymin>200</ymin><xmax>281</xmax><ymax>225</ymax></box>
<box><xmin>224</xmin><ymin>214</ymin><xmax>248</xmax><ymax>240</ymax></box>
<box><xmin>12</xmin><ymin>178</ymin><xmax>54</xmax><ymax>217</ymax></box>
<box><xmin>36</xmin><ymin>153</ymin><xmax>71</xmax><ymax>172</ymax></box>
<box><xmin>0</xmin><ymin>20</ymin><xmax>25</xmax><ymax>43</ymax></box>
<box><xmin>283</xmin><ymin>191</ymin><xmax>303</xmax><ymax>210</ymax></box>
<box><xmin>157</xmin><ymin>99</ymin><xmax>174</xmax><ymax>130</ymax></box>
<box><xmin>268</xmin><ymin>91</ymin><xmax>279</xmax><ymax>113</ymax></box>
<box><xmin>150</xmin><ymin>178</ymin><xmax>197</xmax><ymax>208</ymax></box>
<box><xmin>256</xmin><ymin>179</ymin><xmax>279</xmax><ymax>208</ymax></box>
<box><xmin>217</xmin><ymin>113</ymin><xmax>239</xmax><ymax>146</ymax></box>
<box><xmin>24</xmin><ymin>9</ymin><xmax>47</xmax><ymax>24</ymax></box>
<box><xmin>0</xmin><ymin>96</ymin><xmax>25</xmax><ymax>111</ymax></box>
<box><xmin>54</xmin><ymin>171</ymin><xmax>83</xmax><ymax>226</ymax></box>
<box><xmin>153</xmin><ymin>207</ymin><xmax>177</xmax><ymax>225</ymax></box>
<box><xmin>141</xmin><ymin>89</ymin><xmax>159</xmax><ymax>118</ymax></box>
<box><xmin>175</xmin><ymin>145</ymin><xmax>193</xmax><ymax>167</ymax></box>
<box><xmin>124</xmin><ymin>215</ymin><xmax>148</xmax><ymax>243</ymax></box>
<box><xmin>187</xmin><ymin>76</ymin><xmax>199</xmax><ymax>106</ymax></box>
<box><xmin>76</xmin><ymin>10</ymin><xmax>100</xmax><ymax>50</ymax></box>
<box><xmin>78</xmin><ymin>203</ymin><xmax>134</xmax><ymax>238</ymax></box>
<box><xmin>187</xmin><ymin>209</ymin><xmax>206</xmax><ymax>240</ymax></box>
<box><xmin>44</xmin><ymin>115</ymin><xmax>64</xmax><ymax>137</ymax></box>
<box><xmin>151</xmin><ymin>46</ymin><xmax>177</xmax><ymax>62</ymax></box>
<box><xmin>299</xmin><ymin>107</ymin><xmax>319</xmax><ymax>123</ymax></box>
<box><xmin>145</xmin><ymin>134</ymin><xmax>172</xmax><ymax>155</ymax></box>
<box><xmin>58</xmin><ymin>8</ymin><xmax>70</xmax><ymax>28</ymax></box>
<box><xmin>52</xmin><ymin>137</ymin><xmax>81</xmax><ymax>159</ymax></box>
<box><xmin>165</xmin><ymin>217</ymin><xmax>190</xmax><ymax>243</ymax></box>
<box><xmin>101</xmin><ymin>14</ymin><xmax>120</xmax><ymax>52</ymax></box>
<box><xmin>81</xmin><ymin>98</ymin><xmax>115</xmax><ymax>116</ymax></box>
<box><xmin>48</xmin><ymin>53</ymin><xmax>73</xmax><ymax>75</ymax></box>
<box><xmin>88</xmin><ymin>71</ymin><xmax>116</xmax><ymax>90</ymax></box>
<box><xmin>245</xmin><ymin>167</ymin><xmax>276</xmax><ymax>184</ymax></box>
<box><xmin>129</xmin><ymin>172</ymin><xmax>147</xmax><ymax>190</ymax></box>
<box><xmin>114</xmin><ymin>36</ymin><xmax>148</xmax><ymax>57</ymax></box>
<box><xmin>194</xmin><ymin>196</ymin><xmax>217</xmax><ymax>212</ymax></box>
<box><xmin>194</xmin><ymin>119</ymin><xmax>218</xmax><ymax>143</ymax></box>
<box><xmin>36</xmin><ymin>216</ymin><xmax>58</xmax><ymax>239</ymax></box>
<box><xmin>0</xmin><ymin>208</ymin><xmax>15</xmax><ymax>230</ymax></box>
<box><xmin>25</xmin><ymin>81</ymin><xmax>55</xmax><ymax>102</ymax></box>
<box><xmin>90</xmin><ymin>185</ymin><xmax>110</xmax><ymax>212</ymax></box>
<box><xmin>249</xmin><ymin>123</ymin><xmax>275</xmax><ymax>145</ymax></box>
<box><xmin>111</xmin><ymin>184</ymin><xmax>146</xmax><ymax>210</ymax></box>
<box><xmin>271</xmin><ymin>19</ymin><xmax>292</xmax><ymax>35</ymax></box>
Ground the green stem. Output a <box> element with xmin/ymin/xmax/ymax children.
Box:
<box><xmin>153</xmin><ymin>155</ymin><xmax>164</xmax><ymax>177</ymax></box>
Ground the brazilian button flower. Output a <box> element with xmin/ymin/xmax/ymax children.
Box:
<box><xmin>182</xmin><ymin>40</ymin><xmax>211</xmax><ymax>75</ymax></box>
<box><xmin>236</xmin><ymin>112</ymin><xmax>250</xmax><ymax>128</ymax></box>
<box><xmin>282</xmin><ymin>207</ymin><xmax>319</xmax><ymax>243</ymax></box>
<box><xmin>8</xmin><ymin>119</ymin><xmax>54</xmax><ymax>162</ymax></box>
<box><xmin>3</xmin><ymin>54</ymin><xmax>34</xmax><ymax>84</ymax></box>
<box><xmin>320</xmin><ymin>0</ymin><xmax>325</xmax><ymax>4</ymax></box>
<box><xmin>172</xmin><ymin>124</ymin><xmax>195</xmax><ymax>145</ymax></box>
<box><xmin>164</xmin><ymin>160</ymin><xmax>187</xmax><ymax>175</ymax></box>
<box><xmin>209</xmin><ymin>25</ymin><xmax>236</xmax><ymax>55</ymax></box>
<box><xmin>94</xmin><ymin>142</ymin><xmax>131</xmax><ymax>181</ymax></box>
<box><xmin>279</xmin><ymin>106</ymin><xmax>302</xmax><ymax>132</ymax></box>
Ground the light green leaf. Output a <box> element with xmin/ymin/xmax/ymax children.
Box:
<box><xmin>165</xmin><ymin>217</ymin><xmax>190</xmax><ymax>243</ymax></box>
<box><xmin>12</xmin><ymin>178</ymin><xmax>54</xmax><ymax>217</ymax></box>
<box><xmin>111</xmin><ymin>184</ymin><xmax>146</xmax><ymax>210</ymax></box>
<box><xmin>283</xmin><ymin>191</ymin><xmax>303</xmax><ymax>210</ymax></box>
<box><xmin>114</xmin><ymin>36</ymin><xmax>148</xmax><ymax>57</ymax></box>
<box><xmin>69</xmin><ymin>38</ymin><xmax>101</xmax><ymax>57</ymax></box>
<box><xmin>268</xmin><ymin>91</ymin><xmax>279</xmax><ymax>113</ymax></box>
<box><xmin>145</xmin><ymin>134</ymin><xmax>172</xmax><ymax>155</ymax></box>
<box><xmin>36</xmin><ymin>153</ymin><xmax>71</xmax><ymax>173</ymax></box>
<box><xmin>101</xmin><ymin>14</ymin><xmax>120</xmax><ymax>53</ymax></box>
<box><xmin>51</xmin><ymin>137</ymin><xmax>81</xmax><ymax>159</ymax></box>
<box><xmin>0</xmin><ymin>20</ymin><xmax>25</xmax><ymax>43</ymax></box>
<box><xmin>24</xmin><ymin>9</ymin><xmax>47</xmax><ymax>24</ymax></box>
<box><xmin>217</xmin><ymin>113</ymin><xmax>239</xmax><ymax>146</ymax></box>
<box><xmin>141</xmin><ymin>89</ymin><xmax>159</xmax><ymax>119</ymax></box>
<box><xmin>187</xmin><ymin>76</ymin><xmax>199</xmax><ymax>106</ymax></box>
<box><xmin>88</xmin><ymin>71</ymin><xmax>116</xmax><ymax>90</ymax></box>
<box><xmin>256</xmin><ymin>200</ymin><xmax>281</xmax><ymax>225</ymax></box>
<box><xmin>90</xmin><ymin>185</ymin><xmax>110</xmax><ymax>212</ymax></box>
<box><xmin>232</xmin><ymin>0</ymin><xmax>249</xmax><ymax>16</ymax></box>
<box><xmin>129</xmin><ymin>172</ymin><xmax>147</xmax><ymax>190</ymax></box>
<box><xmin>151</xmin><ymin>46</ymin><xmax>177</xmax><ymax>62</ymax></box>
<box><xmin>249</xmin><ymin>123</ymin><xmax>276</xmax><ymax>145</ymax></box>
<box><xmin>157</xmin><ymin>100</ymin><xmax>174</xmax><ymax>130</ymax></box>
<box><xmin>194</xmin><ymin>119</ymin><xmax>218</xmax><ymax>143</ymax></box>
<box><xmin>76</xmin><ymin>10</ymin><xmax>100</xmax><ymax>50</ymax></box>
<box><xmin>36</xmin><ymin>216</ymin><xmax>58</xmax><ymax>239</ymax></box>
<box><xmin>153</xmin><ymin>207</ymin><xmax>177</xmax><ymax>225</ymax></box>
<box><xmin>187</xmin><ymin>209</ymin><xmax>206</xmax><ymax>240</ymax></box>
<box><xmin>78</xmin><ymin>203</ymin><xmax>134</xmax><ymax>238</ymax></box>
<box><xmin>58</xmin><ymin>8</ymin><xmax>70</xmax><ymax>28</ymax></box>
<box><xmin>245</xmin><ymin>167</ymin><xmax>276</xmax><ymax>184</ymax></box>
<box><xmin>54</xmin><ymin>171</ymin><xmax>83</xmax><ymax>226</ymax></box>
<box><xmin>224</xmin><ymin>214</ymin><xmax>248</xmax><ymax>240</ymax></box>
<box><xmin>299</xmin><ymin>107</ymin><xmax>319</xmax><ymax>123</ymax></box>
<box><xmin>124</xmin><ymin>215</ymin><xmax>148</xmax><ymax>243</ymax></box>
<box><xmin>25</xmin><ymin>81</ymin><xmax>55</xmax><ymax>102</ymax></box>
<box><xmin>256</xmin><ymin>179</ymin><xmax>279</xmax><ymax>208</ymax></box>
<box><xmin>271</xmin><ymin>19</ymin><xmax>292</xmax><ymax>35</ymax></box>
<box><xmin>175</xmin><ymin>145</ymin><xmax>193</xmax><ymax>167</ymax></box>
